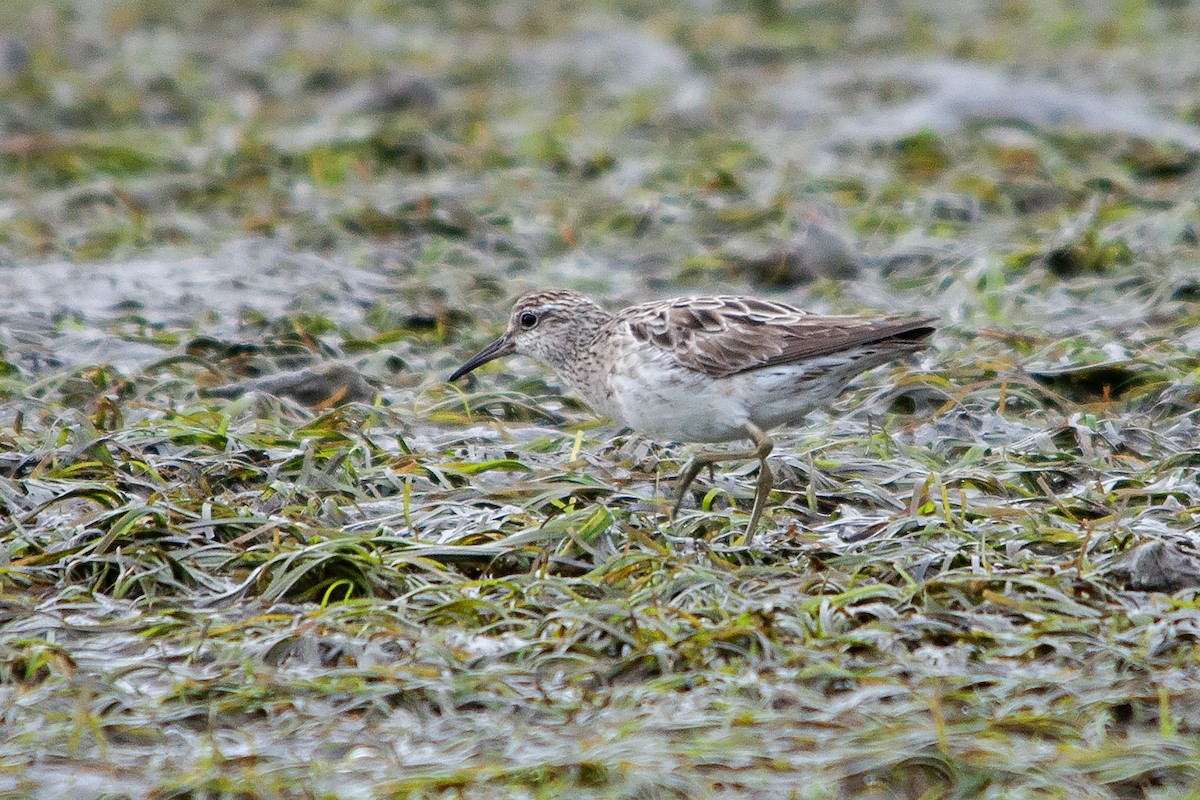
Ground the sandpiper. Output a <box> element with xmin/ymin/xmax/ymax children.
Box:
<box><xmin>449</xmin><ymin>290</ymin><xmax>936</xmax><ymax>544</ymax></box>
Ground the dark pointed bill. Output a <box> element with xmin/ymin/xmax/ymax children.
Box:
<box><xmin>447</xmin><ymin>334</ymin><xmax>516</xmax><ymax>382</ymax></box>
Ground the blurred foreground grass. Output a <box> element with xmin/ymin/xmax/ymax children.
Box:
<box><xmin>4</xmin><ymin>1</ymin><xmax>1200</xmax><ymax>798</ymax></box>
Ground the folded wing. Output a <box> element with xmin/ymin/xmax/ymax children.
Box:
<box><xmin>624</xmin><ymin>296</ymin><xmax>936</xmax><ymax>379</ymax></box>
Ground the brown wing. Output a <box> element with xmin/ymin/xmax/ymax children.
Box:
<box><xmin>623</xmin><ymin>296</ymin><xmax>936</xmax><ymax>379</ymax></box>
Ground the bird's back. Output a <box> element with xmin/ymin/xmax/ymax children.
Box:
<box><xmin>617</xmin><ymin>296</ymin><xmax>935</xmax><ymax>378</ymax></box>
<box><xmin>586</xmin><ymin>296</ymin><xmax>935</xmax><ymax>442</ymax></box>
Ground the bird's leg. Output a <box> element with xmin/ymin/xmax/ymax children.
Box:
<box><xmin>741</xmin><ymin>422</ymin><xmax>775</xmax><ymax>546</ymax></box>
<box><xmin>671</xmin><ymin>454</ymin><xmax>711</xmax><ymax>518</ymax></box>
<box><xmin>670</xmin><ymin>422</ymin><xmax>775</xmax><ymax>545</ymax></box>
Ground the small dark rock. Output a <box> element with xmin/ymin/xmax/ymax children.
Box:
<box><xmin>0</xmin><ymin>38</ymin><xmax>29</xmax><ymax>79</ymax></box>
<box><xmin>722</xmin><ymin>217</ymin><xmax>859</xmax><ymax>289</ymax></box>
<box><xmin>335</xmin><ymin>74</ymin><xmax>440</xmax><ymax>116</ymax></box>
<box><xmin>370</xmin><ymin>75</ymin><xmax>440</xmax><ymax>114</ymax></box>
<box><xmin>1127</xmin><ymin>541</ymin><xmax>1200</xmax><ymax>592</ymax></box>
<box><xmin>928</xmin><ymin>194</ymin><xmax>984</xmax><ymax>223</ymax></box>
<box><xmin>205</xmin><ymin>363</ymin><xmax>376</xmax><ymax>407</ymax></box>
<box><xmin>1120</xmin><ymin>139</ymin><xmax>1198</xmax><ymax>179</ymax></box>
<box><xmin>998</xmin><ymin>179</ymin><xmax>1070</xmax><ymax>215</ymax></box>
<box><xmin>304</xmin><ymin>66</ymin><xmax>347</xmax><ymax>92</ymax></box>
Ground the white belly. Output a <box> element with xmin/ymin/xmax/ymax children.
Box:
<box><xmin>610</xmin><ymin>365</ymin><xmax>749</xmax><ymax>442</ymax></box>
<box><xmin>601</xmin><ymin>350</ymin><xmax>855</xmax><ymax>443</ymax></box>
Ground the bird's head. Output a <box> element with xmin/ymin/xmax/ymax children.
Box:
<box><xmin>447</xmin><ymin>290</ymin><xmax>608</xmax><ymax>381</ymax></box>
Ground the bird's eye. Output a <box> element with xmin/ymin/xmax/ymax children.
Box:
<box><xmin>519</xmin><ymin>311</ymin><xmax>538</xmax><ymax>329</ymax></box>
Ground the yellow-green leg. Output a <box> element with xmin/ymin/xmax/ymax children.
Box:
<box><xmin>671</xmin><ymin>422</ymin><xmax>775</xmax><ymax>545</ymax></box>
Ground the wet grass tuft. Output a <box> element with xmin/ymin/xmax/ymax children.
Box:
<box><xmin>5</xmin><ymin>0</ymin><xmax>1200</xmax><ymax>797</ymax></box>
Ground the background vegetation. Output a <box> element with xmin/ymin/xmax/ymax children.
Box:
<box><xmin>3</xmin><ymin>1</ymin><xmax>1200</xmax><ymax>797</ymax></box>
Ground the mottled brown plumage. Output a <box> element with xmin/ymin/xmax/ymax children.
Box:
<box><xmin>623</xmin><ymin>295</ymin><xmax>934</xmax><ymax>379</ymax></box>
<box><xmin>450</xmin><ymin>290</ymin><xmax>936</xmax><ymax>544</ymax></box>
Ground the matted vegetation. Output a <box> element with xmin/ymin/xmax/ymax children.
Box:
<box><xmin>3</xmin><ymin>1</ymin><xmax>1200</xmax><ymax>798</ymax></box>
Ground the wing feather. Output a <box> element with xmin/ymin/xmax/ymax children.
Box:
<box><xmin>623</xmin><ymin>296</ymin><xmax>936</xmax><ymax>379</ymax></box>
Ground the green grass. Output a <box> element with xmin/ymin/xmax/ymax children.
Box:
<box><xmin>4</xmin><ymin>0</ymin><xmax>1200</xmax><ymax>798</ymax></box>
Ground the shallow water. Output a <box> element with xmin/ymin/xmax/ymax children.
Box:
<box><xmin>4</xmin><ymin>0</ymin><xmax>1200</xmax><ymax>797</ymax></box>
